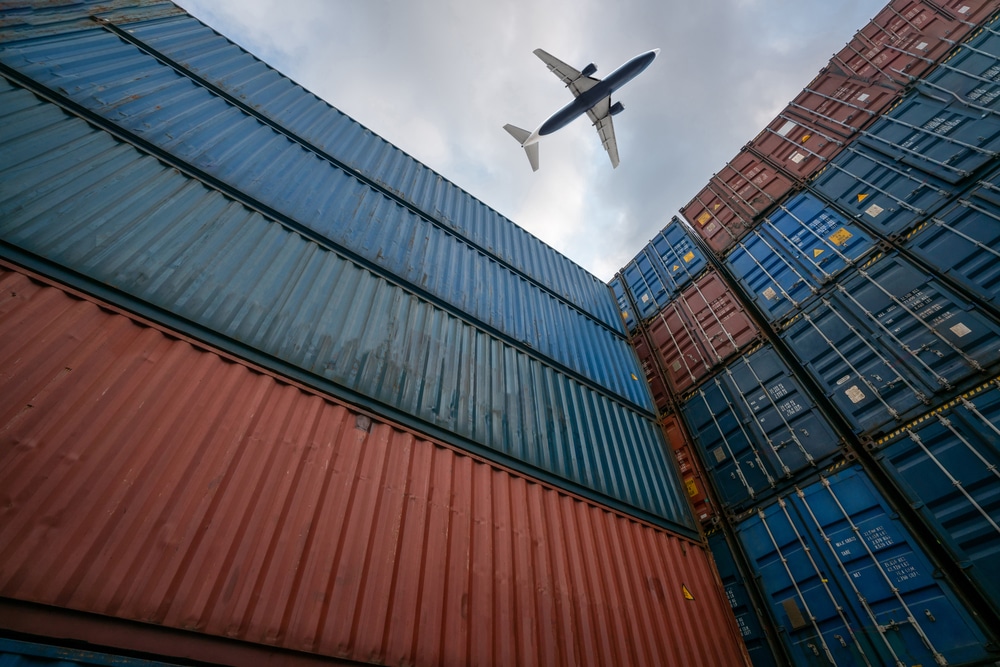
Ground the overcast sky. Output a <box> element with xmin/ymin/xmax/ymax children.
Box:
<box><xmin>173</xmin><ymin>0</ymin><xmax>882</xmax><ymax>282</ymax></box>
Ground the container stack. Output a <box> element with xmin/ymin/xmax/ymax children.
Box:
<box><xmin>0</xmin><ymin>2</ymin><xmax>752</xmax><ymax>665</ymax></box>
<box><xmin>613</xmin><ymin>1</ymin><xmax>1000</xmax><ymax>664</ymax></box>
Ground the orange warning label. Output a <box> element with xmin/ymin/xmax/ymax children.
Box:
<box><xmin>828</xmin><ymin>227</ymin><xmax>853</xmax><ymax>245</ymax></box>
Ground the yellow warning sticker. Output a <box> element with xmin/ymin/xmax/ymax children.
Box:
<box><xmin>712</xmin><ymin>202</ymin><xmax>721</xmax><ymax>211</ymax></box>
<box><xmin>801</xmin><ymin>133</ymin><xmax>811</xmax><ymax>143</ymax></box>
<box><xmin>631</xmin><ymin>373</ymin><xmax>638</xmax><ymax>381</ymax></box>
<box><xmin>813</xmin><ymin>249</ymin><xmax>825</xmax><ymax>258</ymax></box>
<box><xmin>828</xmin><ymin>227</ymin><xmax>853</xmax><ymax>246</ymax></box>
<box><xmin>682</xmin><ymin>585</ymin><xmax>695</xmax><ymax>601</ymax></box>
<box><xmin>621</xmin><ymin>311</ymin><xmax>629</xmax><ymax>320</ymax></box>
<box><xmin>696</xmin><ymin>211</ymin><xmax>712</xmax><ymax>226</ymax></box>
<box><xmin>857</xmin><ymin>193</ymin><xmax>869</xmax><ymax>203</ymax></box>
<box><xmin>683</xmin><ymin>251</ymin><xmax>695</xmax><ymax>263</ymax></box>
<box><xmin>672</xmin><ymin>264</ymin><xmax>681</xmax><ymax>271</ymax></box>
<box><xmin>685</xmin><ymin>479</ymin><xmax>699</xmax><ymax>497</ymax></box>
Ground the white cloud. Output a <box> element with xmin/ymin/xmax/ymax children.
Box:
<box><xmin>174</xmin><ymin>0</ymin><xmax>883</xmax><ymax>281</ymax></box>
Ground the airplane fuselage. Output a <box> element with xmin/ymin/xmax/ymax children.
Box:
<box><xmin>527</xmin><ymin>49</ymin><xmax>659</xmax><ymax>143</ymax></box>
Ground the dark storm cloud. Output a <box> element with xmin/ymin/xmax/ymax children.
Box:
<box><xmin>175</xmin><ymin>0</ymin><xmax>882</xmax><ymax>280</ymax></box>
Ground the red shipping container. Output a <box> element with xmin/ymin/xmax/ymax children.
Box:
<box><xmin>681</xmin><ymin>149</ymin><xmax>795</xmax><ymax>254</ymax></box>
<box><xmin>0</xmin><ymin>263</ymin><xmax>750</xmax><ymax>667</ymax></box>
<box><xmin>662</xmin><ymin>414</ymin><xmax>716</xmax><ymax>526</ymax></box>
<box><xmin>833</xmin><ymin>0</ymin><xmax>996</xmax><ymax>88</ymax></box>
<box><xmin>647</xmin><ymin>270</ymin><xmax>759</xmax><ymax>395</ymax></box>
<box><xmin>631</xmin><ymin>332</ymin><xmax>672</xmax><ymax>416</ymax></box>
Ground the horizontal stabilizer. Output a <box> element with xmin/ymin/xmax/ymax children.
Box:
<box><xmin>503</xmin><ymin>123</ymin><xmax>531</xmax><ymax>145</ymax></box>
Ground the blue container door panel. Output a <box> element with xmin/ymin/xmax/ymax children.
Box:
<box><xmin>921</xmin><ymin>15</ymin><xmax>1000</xmax><ymax>114</ymax></box>
<box><xmin>680</xmin><ymin>345</ymin><xmax>842</xmax><ymax>512</ymax></box>
<box><xmin>609</xmin><ymin>276</ymin><xmax>637</xmax><ymax>333</ymax></box>
<box><xmin>858</xmin><ymin>91</ymin><xmax>1000</xmax><ymax>184</ymax></box>
<box><xmin>779</xmin><ymin>303</ymin><xmax>934</xmax><ymax>436</ymax></box>
<box><xmin>739</xmin><ymin>502</ymin><xmax>887</xmax><ymax>666</ymax></box>
<box><xmin>841</xmin><ymin>253</ymin><xmax>1000</xmax><ymax>392</ymax></box>
<box><xmin>904</xmin><ymin>185</ymin><xmax>1000</xmax><ymax>310</ymax></box>
<box><xmin>875</xmin><ymin>386</ymin><xmax>1000</xmax><ymax>617</ymax></box>
<box><xmin>727</xmin><ymin>192</ymin><xmax>876</xmax><ymax>323</ymax></box>
<box><xmin>781</xmin><ymin>252</ymin><xmax>1000</xmax><ymax>435</ymax></box>
<box><xmin>648</xmin><ymin>219</ymin><xmax>707</xmax><ymax>294</ymax></box>
<box><xmin>811</xmin><ymin>142</ymin><xmax>956</xmax><ymax>237</ymax></box>
<box><xmin>723</xmin><ymin>347</ymin><xmax>842</xmax><ymax>475</ymax></box>
<box><xmin>706</xmin><ymin>532</ymin><xmax>781</xmax><ymax>667</ymax></box>
<box><xmin>622</xmin><ymin>255</ymin><xmax>668</xmax><ymax>320</ymax></box>
<box><xmin>682</xmin><ymin>388</ymin><xmax>777</xmax><ymax>510</ymax></box>
<box><xmin>738</xmin><ymin>466</ymin><xmax>996</xmax><ymax>667</ymax></box>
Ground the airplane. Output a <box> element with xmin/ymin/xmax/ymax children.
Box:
<box><xmin>504</xmin><ymin>47</ymin><xmax>659</xmax><ymax>171</ymax></box>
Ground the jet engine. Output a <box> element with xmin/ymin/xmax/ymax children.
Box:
<box><xmin>580</xmin><ymin>63</ymin><xmax>598</xmax><ymax>77</ymax></box>
<box><xmin>610</xmin><ymin>101</ymin><xmax>625</xmax><ymax>115</ymax></box>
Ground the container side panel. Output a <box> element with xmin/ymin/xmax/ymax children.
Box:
<box><xmin>0</xmin><ymin>264</ymin><xmax>750</xmax><ymax>667</ymax></box>
<box><xmin>0</xmin><ymin>80</ymin><xmax>689</xmax><ymax>527</ymax></box>
<box><xmin>0</xmin><ymin>14</ymin><xmax>633</xmax><ymax>394</ymax></box>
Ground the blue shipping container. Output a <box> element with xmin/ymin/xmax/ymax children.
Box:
<box><xmin>681</xmin><ymin>344</ymin><xmax>842</xmax><ymax>512</ymax></box>
<box><xmin>0</xmin><ymin>638</ymin><xmax>183</xmax><ymax>666</ymax></box>
<box><xmin>609</xmin><ymin>275</ymin><xmax>637</xmax><ymax>333</ymax></box>
<box><xmin>726</xmin><ymin>191</ymin><xmax>876</xmax><ymax>323</ymax></box>
<box><xmin>873</xmin><ymin>379</ymin><xmax>1000</xmax><ymax>619</ymax></box>
<box><xmin>621</xmin><ymin>252</ymin><xmax>670</xmax><ymax>321</ymax></box>
<box><xmin>0</xmin><ymin>78</ymin><xmax>693</xmax><ymax>531</ymax></box>
<box><xmin>856</xmin><ymin>89</ymin><xmax>1000</xmax><ymax>185</ymax></box>
<box><xmin>706</xmin><ymin>531</ymin><xmax>781</xmax><ymax>667</ymax></box>
<box><xmin>920</xmin><ymin>13</ymin><xmax>1000</xmax><ymax>116</ymax></box>
<box><xmin>780</xmin><ymin>251</ymin><xmax>1000</xmax><ymax>436</ymax></box>
<box><xmin>811</xmin><ymin>141</ymin><xmax>957</xmax><ymax>237</ymax></box>
<box><xmin>647</xmin><ymin>217</ymin><xmax>708</xmax><ymax>296</ymax></box>
<box><xmin>123</xmin><ymin>12</ymin><xmax>620</xmax><ymax>326</ymax></box>
<box><xmin>903</xmin><ymin>166</ymin><xmax>1000</xmax><ymax>311</ymax></box>
<box><xmin>0</xmin><ymin>6</ymin><xmax>628</xmax><ymax>382</ymax></box>
<box><xmin>618</xmin><ymin>218</ymin><xmax>708</xmax><ymax>324</ymax></box>
<box><xmin>736</xmin><ymin>464</ymin><xmax>996</xmax><ymax>667</ymax></box>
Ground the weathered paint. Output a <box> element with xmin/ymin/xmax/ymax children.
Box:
<box><xmin>0</xmin><ymin>3</ymin><xmax>621</xmax><ymax>334</ymax></box>
<box><xmin>0</xmin><ymin>76</ymin><xmax>692</xmax><ymax>529</ymax></box>
<box><xmin>0</xmin><ymin>263</ymin><xmax>750</xmax><ymax>667</ymax></box>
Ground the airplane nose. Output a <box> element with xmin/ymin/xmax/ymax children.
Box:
<box><xmin>652</xmin><ymin>48</ymin><xmax>661</xmax><ymax>56</ymax></box>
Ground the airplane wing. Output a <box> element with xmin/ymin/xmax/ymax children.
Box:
<box><xmin>533</xmin><ymin>48</ymin><xmax>600</xmax><ymax>98</ymax></box>
<box><xmin>587</xmin><ymin>97</ymin><xmax>620</xmax><ymax>169</ymax></box>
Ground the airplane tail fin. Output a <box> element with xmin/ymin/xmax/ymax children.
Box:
<box><xmin>504</xmin><ymin>124</ymin><xmax>539</xmax><ymax>171</ymax></box>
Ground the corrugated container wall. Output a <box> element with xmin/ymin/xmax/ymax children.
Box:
<box><xmin>0</xmin><ymin>2</ymin><xmax>695</xmax><ymax>532</ymax></box>
<box><xmin>610</xmin><ymin>2</ymin><xmax>1000</xmax><ymax>663</ymax></box>
<box><xmin>0</xmin><ymin>264</ymin><xmax>750</xmax><ymax>667</ymax></box>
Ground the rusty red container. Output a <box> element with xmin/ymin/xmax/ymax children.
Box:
<box><xmin>661</xmin><ymin>414</ymin><xmax>716</xmax><ymax>526</ymax></box>
<box><xmin>646</xmin><ymin>270</ymin><xmax>759</xmax><ymax>395</ymax></box>
<box><xmin>681</xmin><ymin>149</ymin><xmax>795</xmax><ymax>254</ymax></box>
<box><xmin>0</xmin><ymin>263</ymin><xmax>750</xmax><ymax>667</ymax></box>
<box><xmin>632</xmin><ymin>332</ymin><xmax>672</xmax><ymax>417</ymax></box>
